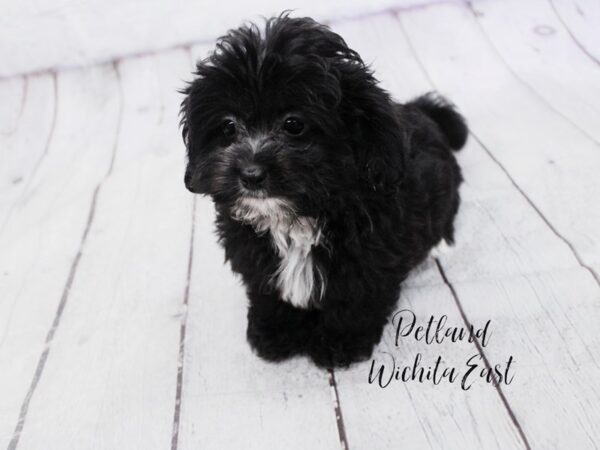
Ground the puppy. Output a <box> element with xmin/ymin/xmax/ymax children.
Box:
<box><xmin>180</xmin><ymin>13</ymin><xmax>466</xmax><ymax>367</ymax></box>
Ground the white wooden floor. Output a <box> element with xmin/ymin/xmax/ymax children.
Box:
<box><xmin>1</xmin><ymin>1</ymin><xmax>600</xmax><ymax>449</ymax></box>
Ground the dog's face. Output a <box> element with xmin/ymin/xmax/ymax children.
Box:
<box><xmin>181</xmin><ymin>14</ymin><xmax>405</xmax><ymax>220</ymax></box>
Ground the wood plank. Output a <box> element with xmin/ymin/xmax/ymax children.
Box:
<box><xmin>11</xmin><ymin>50</ymin><xmax>194</xmax><ymax>450</ymax></box>
<box><xmin>472</xmin><ymin>0</ymin><xmax>600</xmax><ymax>144</ymax></box>
<box><xmin>0</xmin><ymin>0</ymin><xmax>428</xmax><ymax>78</ymax></box>
<box><xmin>394</xmin><ymin>4</ymin><xmax>600</xmax><ymax>447</ymax></box>
<box><xmin>174</xmin><ymin>45</ymin><xmax>342</xmax><ymax>450</ymax></box>
<box><xmin>399</xmin><ymin>2</ymin><xmax>600</xmax><ymax>280</ymax></box>
<box><xmin>329</xmin><ymin>16</ymin><xmax>528</xmax><ymax>449</ymax></box>
<box><xmin>0</xmin><ymin>64</ymin><xmax>121</xmax><ymax>449</ymax></box>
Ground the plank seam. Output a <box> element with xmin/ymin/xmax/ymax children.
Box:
<box><xmin>468</xmin><ymin>131</ymin><xmax>600</xmax><ymax>289</ymax></box>
<box><xmin>328</xmin><ymin>368</ymin><xmax>350</xmax><ymax>450</ymax></box>
<box><xmin>170</xmin><ymin>197</ymin><xmax>196</xmax><ymax>450</ymax></box>
<box><xmin>547</xmin><ymin>0</ymin><xmax>600</xmax><ymax>67</ymax></box>
<box><xmin>395</xmin><ymin>10</ymin><xmax>600</xmax><ymax>291</ymax></box>
<box><xmin>6</xmin><ymin>61</ymin><xmax>124</xmax><ymax>450</ymax></box>
<box><xmin>435</xmin><ymin>259</ymin><xmax>532</xmax><ymax>450</ymax></box>
<box><xmin>465</xmin><ymin>1</ymin><xmax>600</xmax><ymax>148</ymax></box>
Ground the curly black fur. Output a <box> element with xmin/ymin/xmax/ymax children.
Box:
<box><xmin>180</xmin><ymin>13</ymin><xmax>466</xmax><ymax>368</ymax></box>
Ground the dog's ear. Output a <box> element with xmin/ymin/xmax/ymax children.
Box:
<box><xmin>335</xmin><ymin>62</ymin><xmax>406</xmax><ymax>194</ymax></box>
<box><xmin>179</xmin><ymin>74</ymin><xmax>206</xmax><ymax>190</ymax></box>
<box><xmin>179</xmin><ymin>63</ymin><xmax>217</xmax><ymax>157</ymax></box>
<box><xmin>180</xmin><ymin>59</ymin><xmax>222</xmax><ymax>191</ymax></box>
<box><xmin>179</xmin><ymin>74</ymin><xmax>203</xmax><ymax>160</ymax></box>
<box><xmin>180</xmin><ymin>22</ymin><xmax>263</xmax><ymax>156</ymax></box>
<box><xmin>275</xmin><ymin>17</ymin><xmax>407</xmax><ymax>192</ymax></box>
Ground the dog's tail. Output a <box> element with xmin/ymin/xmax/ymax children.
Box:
<box><xmin>408</xmin><ymin>93</ymin><xmax>468</xmax><ymax>151</ymax></box>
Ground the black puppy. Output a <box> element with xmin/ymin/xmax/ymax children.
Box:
<box><xmin>180</xmin><ymin>13</ymin><xmax>466</xmax><ymax>367</ymax></box>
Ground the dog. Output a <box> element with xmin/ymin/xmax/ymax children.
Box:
<box><xmin>180</xmin><ymin>13</ymin><xmax>466</xmax><ymax>368</ymax></box>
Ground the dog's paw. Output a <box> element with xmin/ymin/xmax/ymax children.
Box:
<box><xmin>246</xmin><ymin>320</ymin><xmax>305</xmax><ymax>362</ymax></box>
<box><xmin>308</xmin><ymin>337</ymin><xmax>375</xmax><ymax>368</ymax></box>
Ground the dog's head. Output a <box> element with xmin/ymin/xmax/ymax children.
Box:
<box><xmin>180</xmin><ymin>13</ymin><xmax>405</xmax><ymax>222</ymax></box>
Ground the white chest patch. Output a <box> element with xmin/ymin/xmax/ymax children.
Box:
<box><xmin>270</xmin><ymin>216</ymin><xmax>323</xmax><ymax>308</ymax></box>
<box><xmin>231</xmin><ymin>197</ymin><xmax>324</xmax><ymax>308</ymax></box>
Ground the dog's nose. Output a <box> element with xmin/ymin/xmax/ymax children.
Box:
<box><xmin>184</xmin><ymin>166</ymin><xmax>203</xmax><ymax>194</ymax></box>
<box><xmin>240</xmin><ymin>164</ymin><xmax>267</xmax><ymax>190</ymax></box>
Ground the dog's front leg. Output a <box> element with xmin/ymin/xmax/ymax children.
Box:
<box><xmin>246</xmin><ymin>290</ymin><xmax>320</xmax><ymax>362</ymax></box>
<box><xmin>307</xmin><ymin>287</ymin><xmax>399</xmax><ymax>368</ymax></box>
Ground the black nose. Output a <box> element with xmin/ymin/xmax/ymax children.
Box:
<box><xmin>240</xmin><ymin>164</ymin><xmax>267</xmax><ymax>190</ymax></box>
<box><xmin>184</xmin><ymin>167</ymin><xmax>202</xmax><ymax>194</ymax></box>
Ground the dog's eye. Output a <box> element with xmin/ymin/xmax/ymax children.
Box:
<box><xmin>283</xmin><ymin>117</ymin><xmax>305</xmax><ymax>136</ymax></box>
<box><xmin>222</xmin><ymin>119</ymin><xmax>236</xmax><ymax>137</ymax></box>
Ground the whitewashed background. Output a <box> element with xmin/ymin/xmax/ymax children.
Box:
<box><xmin>1</xmin><ymin>0</ymin><xmax>600</xmax><ymax>449</ymax></box>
